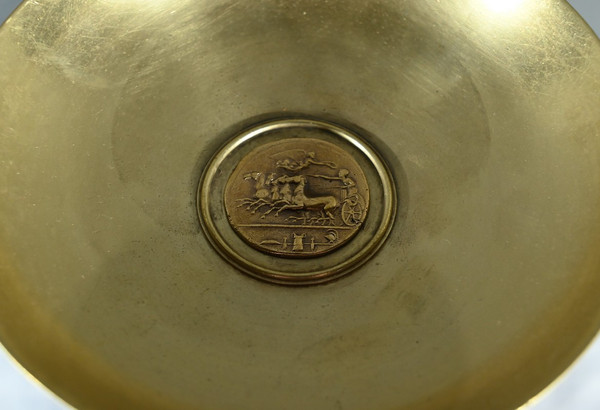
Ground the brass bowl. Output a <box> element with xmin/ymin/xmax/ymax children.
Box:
<box><xmin>1</xmin><ymin>1</ymin><xmax>600</xmax><ymax>409</ymax></box>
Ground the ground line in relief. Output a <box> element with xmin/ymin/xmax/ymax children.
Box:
<box><xmin>236</xmin><ymin>224</ymin><xmax>354</xmax><ymax>230</ymax></box>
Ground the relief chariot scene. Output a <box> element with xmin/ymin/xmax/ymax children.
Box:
<box><xmin>224</xmin><ymin>138</ymin><xmax>370</xmax><ymax>257</ymax></box>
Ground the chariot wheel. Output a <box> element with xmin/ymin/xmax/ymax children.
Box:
<box><xmin>341</xmin><ymin>196</ymin><xmax>365</xmax><ymax>226</ymax></box>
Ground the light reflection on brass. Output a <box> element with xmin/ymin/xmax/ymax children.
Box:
<box><xmin>481</xmin><ymin>0</ymin><xmax>527</xmax><ymax>14</ymax></box>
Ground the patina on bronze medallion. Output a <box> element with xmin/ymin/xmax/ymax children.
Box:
<box><xmin>198</xmin><ymin>118</ymin><xmax>396</xmax><ymax>285</ymax></box>
<box><xmin>224</xmin><ymin>138</ymin><xmax>369</xmax><ymax>258</ymax></box>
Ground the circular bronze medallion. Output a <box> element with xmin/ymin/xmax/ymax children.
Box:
<box><xmin>198</xmin><ymin>118</ymin><xmax>396</xmax><ymax>285</ymax></box>
<box><xmin>224</xmin><ymin>138</ymin><xmax>369</xmax><ymax>258</ymax></box>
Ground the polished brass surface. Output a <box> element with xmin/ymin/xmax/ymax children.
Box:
<box><xmin>1</xmin><ymin>1</ymin><xmax>600</xmax><ymax>409</ymax></box>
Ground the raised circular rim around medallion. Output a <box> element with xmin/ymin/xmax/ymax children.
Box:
<box><xmin>197</xmin><ymin>118</ymin><xmax>396</xmax><ymax>285</ymax></box>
